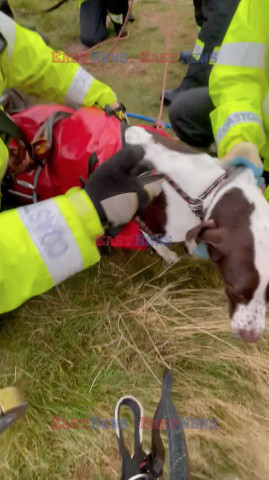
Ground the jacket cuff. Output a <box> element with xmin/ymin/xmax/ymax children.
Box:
<box><xmin>66</xmin><ymin>187</ymin><xmax>104</xmax><ymax>239</ymax></box>
<box><xmin>84</xmin><ymin>78</ymin><xmax>117</xmax><ymax>109</ymax></box>
<box><xmin>210</xmin><ymin>106</ymin><xmax>266</xmax><ymax>158</ymax></box>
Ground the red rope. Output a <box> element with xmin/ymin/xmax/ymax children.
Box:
<box><xmin>106</xmin><ymin>0</ymin><xmax>135</xmax><ymax>54</ymax></box>
<box><xmin>155</xmin><ymin>0</ymin><xmax>175</xmax><ymax>130</ymax></box>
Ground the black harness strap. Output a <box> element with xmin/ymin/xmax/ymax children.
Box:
<box><xmin>0</xmin><ymin>109</ymin><xmax>32</xmax><ymax>157</ymax></box>
<box><xmin>115</xmin><ymin>369</ymin><xmax>189</xmax><ymax>480</ymax></box>
<box><xmin>0</xmin><ymin>110</ymin><xmax>26</xmax><ymax>143</ymax></box>
<box><xmin>43</xmin><ymin>0</ymin><xmax>70</xmax><ymax>13</ymax></box>
<box><xmin>115</xmin><ymin>396</ymin><xmax>147</xmax><ymax>480</ymax></box>
<box><xmin>153</xmin><ymin>370</ymin><xmax>189</xmax><ymax>480</ymax></box>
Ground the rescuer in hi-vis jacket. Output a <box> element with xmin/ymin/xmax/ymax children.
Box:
<box><xmin>0</xmin><ymin>12</ymin><xmax>163</xmax><ymax>314</ymax></box>
<box><xmin>169</xmin><ymin>0</ymin><xmax>269</xmax><ymax>199</ymax></box>
<box><xmin>164</xmin><ymin>0</ymin><xmax>241</xmax><ymax>107</ymax></box>
<box><xmin>78</xmin><ymin>0</ymin><xmax>132</xmax><ymax>47</ymax></box>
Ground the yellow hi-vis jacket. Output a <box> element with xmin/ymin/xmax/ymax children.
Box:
<box><xmin>0</xmin><ymin>12</ymin><xmax>117</xmax><ymax>179</ymax></box>
<box><xmin>0</xmin><ymin>12</ymin><xmax>119</xmax><ymax>313</ymax></box>
<box><xmin>192</xmin><ymin>38</ymin><xmax>220</xmax><ymax>66</ymax></box>
<box><xmin>0</xmin><ymin>188</ymin><xmax>104</xmax><ymax>314</ymax></box>
<box><xmin>209</xmin><ymin>0</ymin><xmax>269</xmax><ymax>170</ymax></box>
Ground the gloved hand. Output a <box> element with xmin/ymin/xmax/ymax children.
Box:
<box><xmin>84</xmin><ymin>145</ymin><xmax>164</xmax><ymax>229</ymax></box>
<box><xmin>105</xmin><ymin>102</ymin><xmax>126</xmax><ymax>122</ymax></box>
<box><xmin>221</xmin><ymin>142</ymin><xmax>263</xmax><ymax>169</ymax></box>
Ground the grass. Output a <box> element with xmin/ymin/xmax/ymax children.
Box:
<box><xmin>0</xmin><ymin>1</ymin><xmax>269</xmax><ymax>479</ymax></box>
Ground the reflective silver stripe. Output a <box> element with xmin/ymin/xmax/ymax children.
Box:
<box><xmin>262</xmin><ymin>93</ymin><xmax>269</xmax><ymax>116</ymax></box>
<box><xmin>65</xmin><ymin>66</ymin><xmax>94</xmax><ymax>108</ymax></box>
<box><xmin>192</xmin><ymin>42</ymin><xmax>219</xmax><ymax>64</ymax></box>
<box><xmin>209</xmin><ymin>48</ymin><xmax>220</xmax><ymax>65</ymax></box>
<box><xmin>0</xmin><ymin>12</ymin><xmax>16</xmax><ymax>59</ymax></box>
<box><xmin>18</xmin><ymin>199</ymin><xmax>83</xmax><ymax>285</ymax></box>
<box><xmin>216</xmin><ymin>111</ymin><xmax>263</xmax><ymax>145</ymax></box>
<box><xmin>108</xmin><ymin>12</ymin><xmax>123</xmax><ymax>24</ymax></box>
<box><xmin>192</xmin><ymin>43</ymin><xmax>203</xmax><ymax>59</ymax></box>
<box><xmin>217</xmin><ymin>42</ymin><xmax>266</xmax><ymax>68</ymax></box>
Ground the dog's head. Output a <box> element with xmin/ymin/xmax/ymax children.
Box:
<box><xmin>125</xmin><ymin>126</ymin><xmax>269</xmax><ymax>341</ymax></box>
<box><xmin>186</xmin><ymin>187</ymin><xmax>269</xmax><ymax>342</ymax></box>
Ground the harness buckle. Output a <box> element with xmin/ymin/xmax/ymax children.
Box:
<box><xmin>190</xmin><ymin>201</ymin><xmax>204</xmax><ymax>219</ymax></box>
<box><xmin>140</xmin><ymin>453</ymin><xmax>160</xmax><ymax>479</ymax></box>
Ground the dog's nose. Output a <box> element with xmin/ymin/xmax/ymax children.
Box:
<box><xmin>238</xmin><ymin>329</ymin><xmax>261</xmax><ymax>342</ymax></box>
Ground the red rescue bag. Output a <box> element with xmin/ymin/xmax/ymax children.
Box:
<box><xmin>8</xmin><ymin>105</ymin><xmax>172</xmax><ymax>250</ymax></box>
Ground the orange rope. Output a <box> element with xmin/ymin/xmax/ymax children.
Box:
<box><xmin>106</xmin><ymin>0</ymin><xmax>135</xmax><ymax>54</ymax></box>
<box><xmin>155</xmin><ymin>0</ymin><xmax>174</xmax><ymax>130</ymax></box>
<box><xmin>71</xmin><ymin>0</ymin><xmax>174</xmax><ymax>130</ymax></box>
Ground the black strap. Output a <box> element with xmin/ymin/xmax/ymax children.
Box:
<box><xmin>0</xmin><ymin>110</ymin><xmax>32</xmax><ymax>156</ymax></box>
<box><xmin>115</xmin><ymin>396</ymin><xmax>147</xmax><ymax>480</ymax></box>
<box><xmin>152</xmin><ymin>370</ymin><xmax>189</xmax><ymax>480</ymax></box>
<box><xmin>43</xmin><ymin>0</ymin><xmax>70</xmax><ymax>13</ymax></box>
<box><xmin>0</xmin><ymin>110</ymin><xmax>26</xmax><ymax>143</ymax></box>
<box><xmin>32</xmin><ymin>110</ymin><xmax>72</xmax><ymax>148</ymax></box>
<box><xmin>115</xmin><ymin>369</ymin><xmax>189</xmax><ymax>480</ymax></box>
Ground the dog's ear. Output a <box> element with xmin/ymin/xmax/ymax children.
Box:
<box><xmin>186</xmin><ymin>219</ymin><xmax>229</xmax><ymax>262</ymax></box>
<box><xmin>186</xmin><ymin>219</ymin><xmax>217</xmax><ymax>243</ymax></box>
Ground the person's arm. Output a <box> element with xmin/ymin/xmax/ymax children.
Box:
<box><xmin>0</xmin><ymin>146</ymin><xmax>163</xmax><ymax>314</ymax></box>
<box><xmin>0</xmin><ymin>12</ymin><xmax>116</xmax><ymax>109</ymax></box>
<box><xmin>209</xmin><ymin>0</ymin><xmax>269</xmax><ymax>159</ymax></box>
<box><xmin>0</xmin><ymin>188</ymin><xmax>104</xmax><ymax>314</ymax></box>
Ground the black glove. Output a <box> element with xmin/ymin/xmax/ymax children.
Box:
<box><xmin>84</xmin><ymin>145</ymin><xmax>164</xmax><ymax>229</ymax></box>
<box><xmin>104</xmin><ymin>103</ymin><xmax>126</xmax><ymax>122</ymax></box>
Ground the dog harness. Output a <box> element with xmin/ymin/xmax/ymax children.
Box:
<box><xmin>138</xmin><ymin>167</ymin><xmax>237</xmax><ymax>221</ymax></box>
<box><xmin>139</xmin><ymin>157</ymin><xmax>264</xmax><ymax>221</ymax></box>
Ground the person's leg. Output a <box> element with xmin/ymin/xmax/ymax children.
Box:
<box><xmin>106</xmin><ymin>0</ymin><xmax>129</xmax><ymax>35</ymax></box>
<box><xmin>79</xmin><ymin>0</ymin><xmax>107</xmax><ymax>47</ymax></box>
<box><xmin>169</xmin><ymin>86</ymin><xmax>214</xmax><ymax>148</ymax></box>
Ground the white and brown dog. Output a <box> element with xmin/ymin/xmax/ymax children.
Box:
<box><xmin>125</xmin><ymin>126</ymin><xmax>269</xmax><ymax>343</ymax></box>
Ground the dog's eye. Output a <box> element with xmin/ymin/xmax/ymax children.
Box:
<box><xmin>237</xmin><ymin>294</ymin><xmax>250</xmax><ymax>304</ymax></box>
<box><xmin>226</xmin><ymin>284</ymin><xmax>251</xmax><ymax>304</ymax></box>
